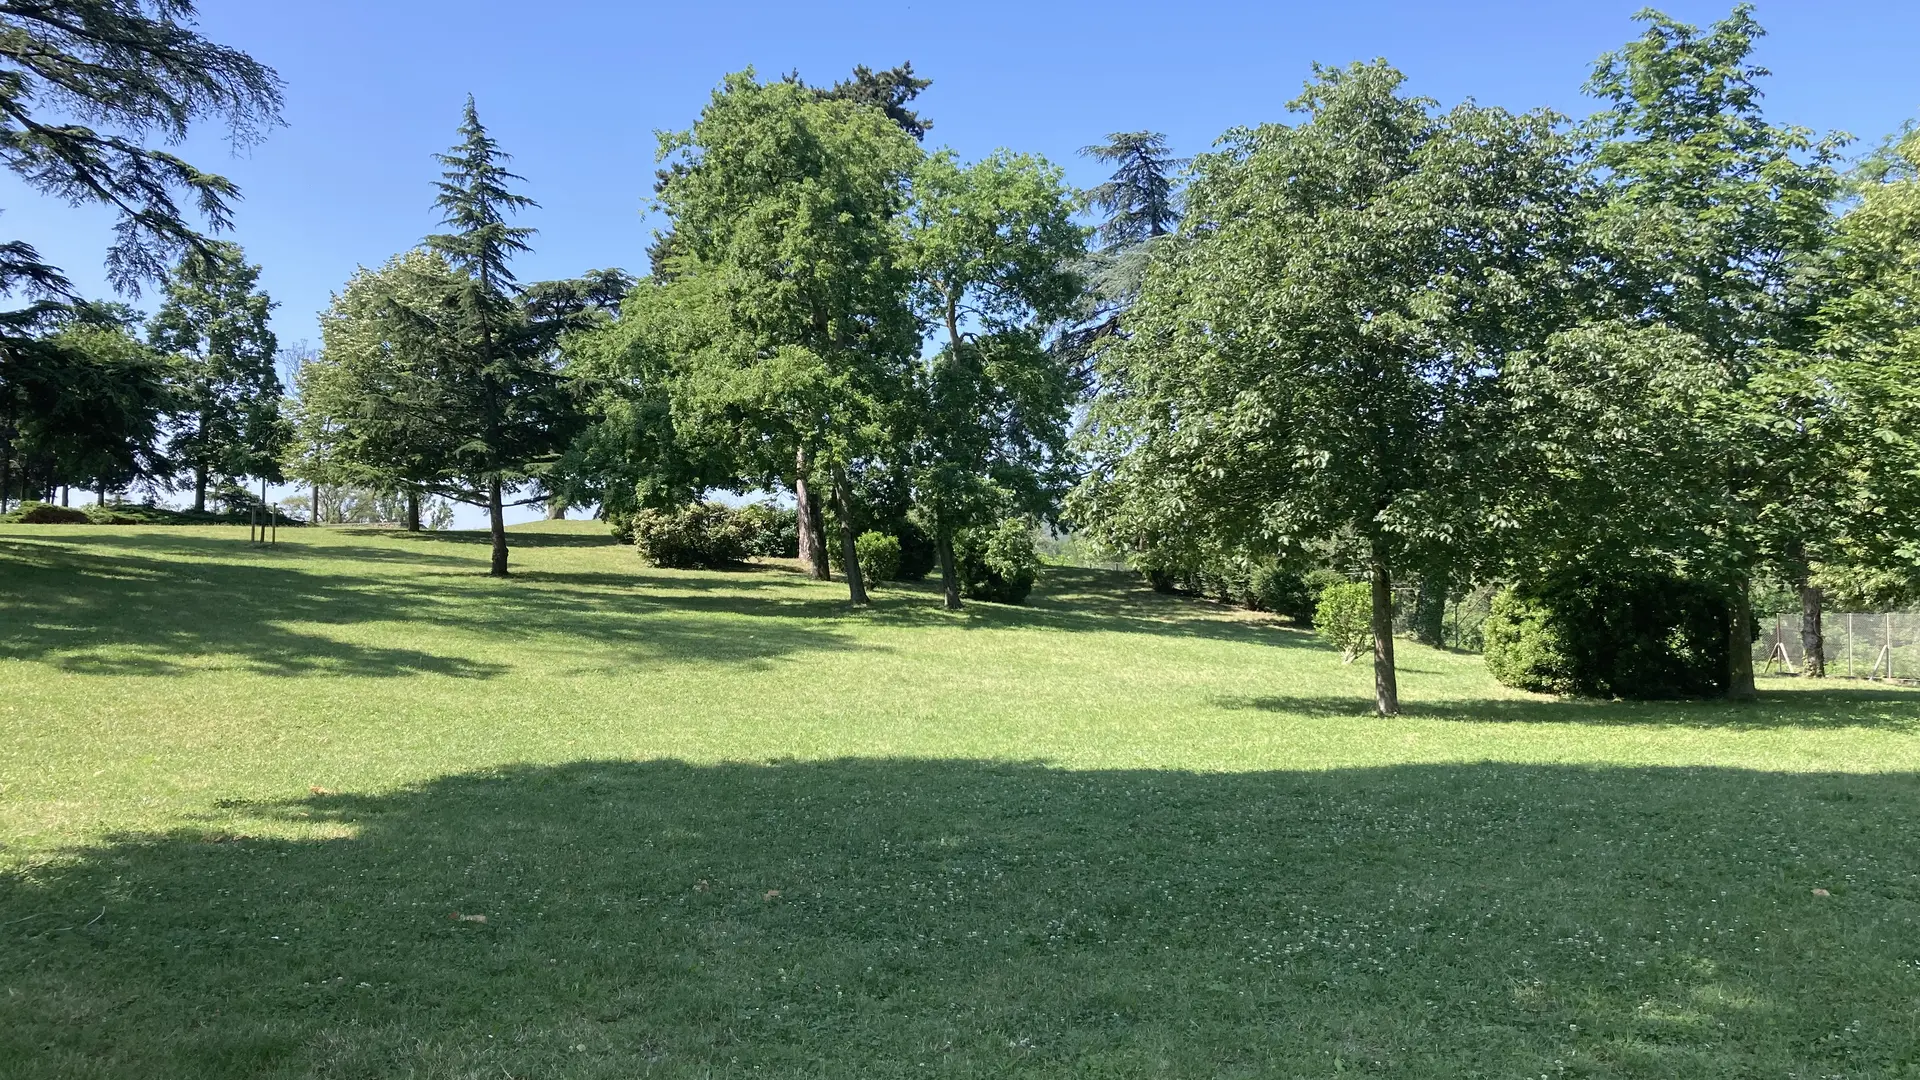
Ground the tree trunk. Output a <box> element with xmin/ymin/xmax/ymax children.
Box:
<box><xmin>1726</xmin><ymin>573</ymin><xmax>1757</xmax><ymax>700</ymax></box>
<box><xmin>831</xmin><ymin>466</ymin><xmax>868</xmax><ymax>606</ymax></box>
<box><xmin>405</xmin><ymin>491</ymin><xmax>422</xmax><ymax>532</ymax></box>
<box><xmin>546</xmin><ymin>497</ymin><xmax>566</xmax><ymax>520</ymax></box>
<box><xmin>487</xmin><ymin>477</ymin><xmax>509</xmax><ymax>577</ymax></box>
<box><xmin>1799</xmin><ymin>583</ymin><xmax>1827</xmax><ymax>678</ymax></box>
<box><xmin>937</xmin><ymin>521</ymin><xmax>961</xmax><ymax>611</ymax></box>
<box><xmin>1370</xmin><ymin>552</ymin><xmax>1400</xmax><ymax>716</ymax></box>
<box><xmin>193</xmin><ymin>464</ymin><xmax>208</xmax><ymax>514</ymax></box>
<box><xmin>313</xmin><ymin>482</ymin><xmax>323</xmax><ymax>525</ymax></box>
<box><xmin>794</xmin><ymin>449</ymin><xmax>830</xmax><ymax>581</ymax></box>
<box><xmin>60</xmin><ymin>485</ymin><xmax>68</xmax><ymax>507</ymax></box>
<box><xmin>96</xmin><ymin>478</ymin><xmax>106</xmax><ymax>505</ymax></box>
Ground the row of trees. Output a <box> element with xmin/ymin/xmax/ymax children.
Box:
<box><xmin>1072</xmin><ymin>6</ymin><xmax>1920</xmax><ymax>712</ymax></box>
<box><xmin>299</xmin><ymin>68</ymin><xmax>1090</xmax><ymax>605</ymax></box>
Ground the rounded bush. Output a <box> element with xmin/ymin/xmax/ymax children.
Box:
<box><xmin>1482</xmin><ymin>571</ymin><xmax>1732</xmax><ymax>699</ymax></box>
<box><xmin>853</xmin><ymin>531</ymin><xmax>901</xmax><ymax>584</ymax></box>
<box><xmin>630</xmin><ymin>502</ymin><xmax>750</xmax><ymax>569</ymax></box>
<box><xmin>957</xmin><ymin>518</ymin><xmax>1038</xmax><ymax>605</ymax></box>
<box><xmin>1314</xmin><ymin>581</ymin><xmax>1375</xmax><ymax>662</ymax></box>
<box><xmin>4</xmin><ymin>501</ymin><xmax>91</xmax><ymax>524</ymax></box>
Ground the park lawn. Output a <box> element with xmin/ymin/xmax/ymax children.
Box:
<box><xmin>1</xmin><ymin>522</ymin><xmax>1918</xmax><ymax>1078</ymax></box>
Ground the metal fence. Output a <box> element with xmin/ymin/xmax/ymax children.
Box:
<box><xmin>1754</xmin><ymin>611</ymin><xmax>1920</xmax><ymax>680</ymax></box>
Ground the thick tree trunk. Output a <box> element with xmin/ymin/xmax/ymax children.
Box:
<box><xmin>1370</xmin><ymin>553</ymin><xmax>1400</xmax><ymax>716</ymax></box>
<box><xmin>1726</xmin><ymin>573</ymin><xmax>1757</xmax><ymax>700</ymax></box>
<box><xmin>1799</xmin><ymin>584</ymin><xmax>1827</xmax><ymax>678</ymax></box>
<box><xmin>937</xmin><ymin>521</ymin><xmax>961</xmax><ymax>610</ymax></box>
<box><xmin>405</xmin><ymin>491</ymin><xmax>422</xmax><ymax>532</ymax></box>
<box><xmin>794</xmin><ymin>449</ymin><xmax>830</xmax><ymax>580</ymax></box>
<box><xmin>487</xmin><ymin>477</ymin><xmax>509</xmax><ymax>577</ymax></box>
<box><xmin>60</xmin><ymin>485</ymin><xmax>68</xmax><ymax>507</ymax></box>
<box><xmin>831</xmin><ymin>466</ymin><xmax>868</xmax><ymax>606</ymax></box>
<box><xmin>193</xmin><ymin>464</ymin><xmax>208</xmax><ymax>513</ymax></box>
<box><xmin>96</xmin><ymin>478</ymin><xmax>106</xmax><ymax>505</ymax></box>
<box><xmin>546</xmin><ymin>497</ymin><xmax>566</xmax><ymax>520</ymax></box>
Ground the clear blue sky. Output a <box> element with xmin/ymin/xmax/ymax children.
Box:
<box><xmin>5</xmin><ymin>0</ymin><xmax>1915</xmax><ymax>523</ymax></box>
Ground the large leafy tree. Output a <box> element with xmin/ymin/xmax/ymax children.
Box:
<box><xmin>1813</xmin><ymin>125</ymin><xmax>1920</xmax><ymax>612</ymax></box>
<box><xmin>1074</xmin><ymin>62</ymin><xmax>1583</xmax><ymax>715</ymax></box>
<box><xmin>904</xmin><ymin>149</ymin><xmax>1086</xmax><ymax>607</ymax></box>
<box><xmin>1575</xmin><ymin>4</ymin><xmax>1847</xmax><ymax>696</ymax></box>
<box><xmin>148</xmin><ymin>241</ymin><xmax>285</xmax><ymax>511</ymax></box>
<box><xmin>654</xmin><ymin>71</ymin><xmax>922</xmax><ymax>605</ymax></box>
<box><xmin>816</xmin><ymin>62</ymin><xmax>932</xmax><ymax>141</ymax></box>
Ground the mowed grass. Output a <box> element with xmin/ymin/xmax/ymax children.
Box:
<box><xmin>2</xmin><ymin>522</ymin><xmax>1919</xmax><ymax>1078</ymax></box>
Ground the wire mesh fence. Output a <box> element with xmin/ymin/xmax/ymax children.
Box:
<box><xmin>1753</xmin><ymin>611</ymin><xmax>1920</xmax><ymax>681</ymax></box>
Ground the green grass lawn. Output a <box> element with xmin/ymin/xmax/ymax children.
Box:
<box><xmin>3</xmin><ymin>521</ymin><xmax>1918</xmax><ymax>1078</ymax></box>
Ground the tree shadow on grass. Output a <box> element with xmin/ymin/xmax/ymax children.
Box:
<box><xmin>3</xmin><ymin>758</ymin><xmax>1915</xmax><ymax>1078</ymax></box>
<box><xmin>0</xmin><ymin>537</ymin><xmax>858</xmax><ymax>677</ymax></box>
<box><xmin>1212</xmin><ymin>687</ymin><xmax>1920</xmax><ymax>732</ymax></box>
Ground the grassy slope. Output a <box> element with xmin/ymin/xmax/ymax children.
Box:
<box><xmin>2</xmin><ymin>522</ymin><xmax>1917</xmax><ymax>1078</ymax></box>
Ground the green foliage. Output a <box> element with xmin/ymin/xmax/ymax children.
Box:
<box><xmin>1080</xmin><ymin>131</ymin><xmax>1185</xmax><ymax>249</ymax></box>
<box><xmin>1314</xmin><ymin>582</ymin><xmax>1375</xmax><ymax>663</ymax></box>
<box><xmin>0</xmin><ymin>500</ymin><xmax>88</xmax><ymax>524</ymax></box>
<box><xmin>853</xmin><ymin>530</ymin><xmax>901</xmax><ymax>584</ymax></box>
<box><xmin>148</xmin><ymin>242</ymin><xmax>285</xmax><ymax>508</ymax></box>
<box><xmin>892</xmin><ymin>518</ymin><xmax>936</xmax><ymax>581</ymax></box>
<box><xmin>0</xmin><ymin>0</ymin><xmax>283</xmax><ymax>294</ymax></box>
<box><xmin>1076</xmin><ymin>61</ymin><xmax>1582</xmax><ymax>712</ymax></box>
<box><xmin>956</xmin><ymin>518</ymin><xmax>1038</xmax><ymax>604</ymax></box>
<box><xmin>628</xmin><ymin>502</ymin><xmax>750</xmax><ymax>569</ymax></box>
<box><xmin>1250</xmin><ymin>563</ymin><xmax>1346</xmax><ymax>624</ymax></box>
<box><xmin>734</xmin><ymin>502</ymin><xmax>799</xmax><ymax>559</ymax></box>
<box><xmin>1483</xmin><ymin>573</ymin><xmax>1734</xmax><ymax>699</ymax></box>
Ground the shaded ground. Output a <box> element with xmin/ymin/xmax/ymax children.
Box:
<box><xmin>5</xmin><ymin>759</ymin><xmax>1917</xmax><ymax>1078</ymax></box>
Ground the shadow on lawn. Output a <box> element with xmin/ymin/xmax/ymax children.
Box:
<box><xmin>0</xmin><ymin>536</ymin><xmax>854</xmax><ymax>677</ymax></box>
<box><xmin>1214</xmin><ymin>687</ymin><xmax>1920</xmax><ymax>732</ymax></box>
<box><xmin>4</xmin><ymin>758</ymin><xmax>1916</xmax><ymax>1078</ymax></box>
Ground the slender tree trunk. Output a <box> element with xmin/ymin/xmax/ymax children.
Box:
<box><xmin>831</xmin><ymin>466</ymin><xmax>868</xmax><ymax>606</ymax></box>
<box><xmin>60</xmin><ymin>485</ymin><xmax>68</xmax><ymax>507</ymax></box>
<box><xmin>937</xmin><ymin>519</ymin><xmax>961</xmax><ymax>611</ymax></box>
<box><xmin>1370</xmin><ymin>550</ymin><xmax>1400</xmax><ymax>716</ymax></box>
<box><xmin>0</xmin><ymin>443</ymin><xmax>9</xmax><ymax>513</ymax></box>
<box><xmin>1726</xmin><ymin>572</ymin><xmax>1757</xmax><ymax>700</ymax></box>
<box><xmin>405</xmin><ymin>491</ymin><xmax>422</xmax><ymax>532</ymax></box>
<box><xmin>1413</xmin><ymin>568</ymin><xmax>1447</xmax><ymax>646</ymax></box>
<box><xmin>193</xmin><ymin>464</ymin><xmax>208</xmax><ymax>514</ymax></box>
<box><xmin>96</xmin><ymin>478</ymin><xmax>106</xmax><ymax>505</ymax></box>
<box><xmin>1799</xmin><ymin>583</ymin><xmax>1827</xmax><ymax>678</ymax></box>
<box><xmin>794</xmin><ymin>448</ymin><xmax>830</xmax><ymax>581</ymax></box>
<box><xmin>313</xmin><ymin>481</ymin><xmax>323</xmax><ymax>525</ymax></box>
<box><xmin>488</xmin><ymin>477</ymin><xmax>509</xmax><ymax>577</ymax></box>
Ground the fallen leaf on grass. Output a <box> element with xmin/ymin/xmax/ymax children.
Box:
<box><xmin>763</xmin><ymin>889</ymin><xmax>781</xmax><ymax>901</ymax></box>
<box><xmin>1812</xmin><ymin>888</ymin><xmax>1831</xmax><ymax>897</ymax></box>
<box><xmin>694</xmin><ymin>879</ymin><xmax>710</xmax><ymax>893</ymax></box>
<box><xmin>309</xmin><ymin>786</ymin><xmax>334</xmax><ymax>796</ymax></box>
<box><xmin>449</xmin><ymin>912</ymin><xmax>487</xmax><ymax>923</ymax></box>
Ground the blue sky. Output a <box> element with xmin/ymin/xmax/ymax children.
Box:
<box><xmin>5</xmin><ymin>0</ymin><xmax>1916</xmax><ymax>524</ymax></box>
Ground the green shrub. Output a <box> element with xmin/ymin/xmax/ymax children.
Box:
<box><xmin>853</xmin><ymin>531</ymin><xmax>901</xmax><ymax>584</ymax></box>
<box><xmin>1482</xmin><ymin>571</ymin><xmax>1732</xmax><ymax>699</ymax></box>
<box><xmin>1482</xmin><ymin>590</ymin><xmax>1579</xmax><ymax>695</ymax></box>
<box><xmin>1249</xmin><ymin>564</ymin><xmax>1349</xmax><ymax>623</ymax></box>
<box><xmin>3</xmin><ymin>501</ymin><xmax>91</xmax><ymax>524</ymax></box>
<box><xmin>956</xmin><ymin>518</ymin><xmax>1038</xmax><ymax>605</ymax></box>
<box><xmin>1314</xmin><ymin>582</ymin><xmax>1375</xmax><ymax>662</ymax></box>
<box><xmin>734</xmin><ymin>503</ymin><xmax>799</xmax><ymax>558</ymax></box>
<box><xmin>629</xmin><ymin>502</ymin><xmax>750</xmax><ymax>569</ymax></box>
